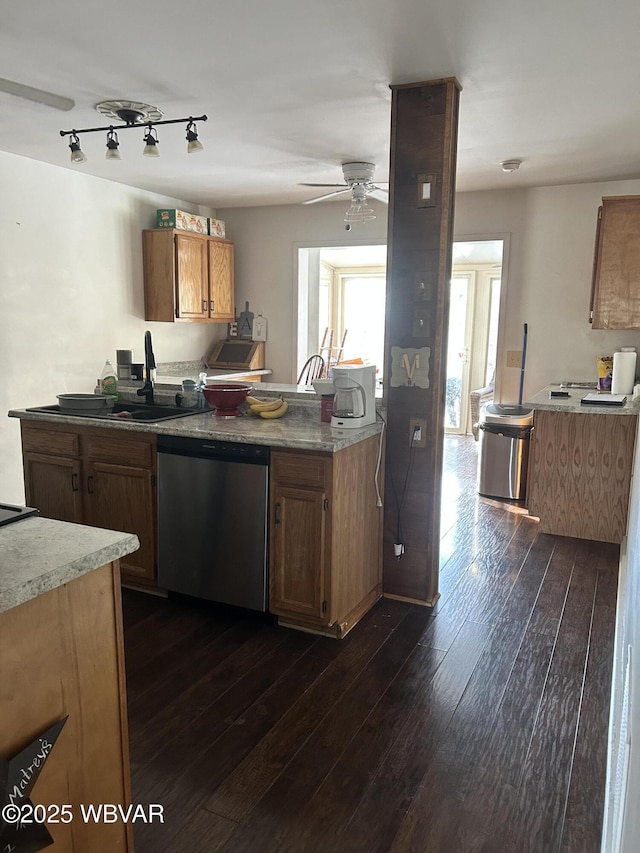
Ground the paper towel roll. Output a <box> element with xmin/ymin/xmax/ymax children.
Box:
<box><xmin>612</xmin><ymin>351</ymin><xmax>637</xmax><ymax>395</ymax></box>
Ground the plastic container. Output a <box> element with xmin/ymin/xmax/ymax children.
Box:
<box><xmin>180</xmin><ymin>379</ymin><xmax>197</xmax><ymax>408</ymax></box>
<box><xmin>320</xmin><ymin>395</ymin><xmax>335</xmax><ymax>423</ymax></box>
<box><xmin>101</xmin><ymin>359</ymin><xmax>118</xmax><ymax>400</ymax></box>
<box><xmin>195</xmin><ymin>372</ymin><xmax>208</xmax><ymax>409</ymax></box>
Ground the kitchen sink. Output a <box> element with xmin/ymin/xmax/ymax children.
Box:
<box><xmin>26</xmin><ymin>402</ymin><xmax>203</xmax><ymax>422</ymax></box>
<box><xmin>111</xmin><ymin>402</ymin><xmax>201</xmax><ymax>421</ymax></box>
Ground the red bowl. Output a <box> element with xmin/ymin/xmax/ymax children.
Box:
<box><xmin>202</xmin><ymin>383</ymin><xmax>252</xmax><ymax>416</ymax></box>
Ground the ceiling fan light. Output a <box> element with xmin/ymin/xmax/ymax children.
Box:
<box><xmin>105</xmin><ymin>129</ymin><xmax>121</xmax><ymax>160</ymax></box>
<box><xmin>186</xmin><ymin>121</ymin><xmax>204</xmax><ymax>153</ymax></box>
<box><xmin>344</xmin><ymin>201</ymin><xmax>376</xmax><ymax>224</ymax></box>
<box><xmin>69</xmin><ymin>133</ymin><xmax>86</xmax><ymax>164</ymax></box>
<box><xmin>143</xmin><ymin>127</ymin><xmax>159</xmax><ymax>157</ymax></box>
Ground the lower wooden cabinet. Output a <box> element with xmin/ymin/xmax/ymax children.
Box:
<box><xmin>270</xmin><ymin>437</ymin><xmax>383</xmax><ymax>638</ymax></box>
<box><xmin>21</xmin><ymin>422</ymin><xmax>157</xmax><ymax>587</ymax></box>
<box><xmin>20</xmin><ymin>420</ymin><xmax>383</xmax><ymax>615</ymax></box>
<box><xmin>527</xmin><ymin>409</ymin><xmax>637</xmax><ymax>544</ymax></box>
<box><xmin>271</xmin><ymin>453</ymin><xmax>331</xmax><ymax>624</ymax></box>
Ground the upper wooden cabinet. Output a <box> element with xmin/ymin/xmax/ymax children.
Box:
<box><xmin>590</xmin><ymin>195</ymin><xmax>640</xmax><ymax>329</ymax></box>
<box><xmin>142</xmin><ymin>228</ymin><xmax>235</xmax><ymax>323</ymax></box>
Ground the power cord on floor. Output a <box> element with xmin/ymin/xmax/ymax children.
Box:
<box><xmin>388</xmin><ymin>422</ymin><xmax>420</xmax><ymax>559</ymax></box>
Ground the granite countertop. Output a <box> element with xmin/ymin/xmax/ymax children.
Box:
<box><xmin>526</xmin><ymin>384</ymin><xmax>640</xmax><ymax>415</ymax></box>
<box><xmin>8</xmin><ymin>397</ymin><xmax>384</xmax><ymax>452</ymax></box>
<box><xmin>0</xmin><ymin>517</ymin><xmax>139</xmax><ymax>614</ymax></box>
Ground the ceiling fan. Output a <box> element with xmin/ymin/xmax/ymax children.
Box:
<box><xmin>0</xmin><ymin>76</ymin><xmax>74</xmax><ymax>111</ymax></box>
<box><xmin>300</xmin><ymin>162</ymin><xmax>389</xmax><ymax>205</ymax></box>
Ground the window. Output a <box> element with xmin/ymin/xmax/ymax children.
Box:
<box><xmin>319</xmin><ymin>265</ymin><xmax>386</xmax><ymax>374</ymax></box>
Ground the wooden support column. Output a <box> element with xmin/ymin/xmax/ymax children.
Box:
<box><xmin>382</xmin><ymin>78</ymin><xmax>461</xmax><ymax>604</ymax></box>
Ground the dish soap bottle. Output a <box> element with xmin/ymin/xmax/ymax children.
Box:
<box><xmin>101</xmin><ymin>359</ymin><xmax>118</xmax><ymax>400</ymax></box>
<box><xmin>195</xmin><ymin>371</ymin><xmax>207</xmax><ymax>408</ymax></box>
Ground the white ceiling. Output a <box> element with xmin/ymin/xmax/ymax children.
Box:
<box><xmin>2</xmin><ymin>0</ymin><xmax>640</xmax><ymax>209</ymax></box>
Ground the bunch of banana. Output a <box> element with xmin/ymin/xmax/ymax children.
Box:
<box><xmin>246</xmin><ymin>395</ymin><xmax>289</xmax><ymax>419</ymax></box>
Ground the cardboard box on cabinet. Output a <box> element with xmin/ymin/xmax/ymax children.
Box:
<box><xmin>208</xmin><ymin>218</ymin><xmax>226</xmax><ymax>238</ymax></box>
<box><xmin>156</xmin><ymin>209</ymin><xmax>208</xmax><ymax>234</ymax></box>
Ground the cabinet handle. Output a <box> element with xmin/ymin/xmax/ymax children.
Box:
<box><xmin>202</xmin><ymin>299</ymin><xmax>208</xmax><ymax>312</ymax></box>
<box><xmin>274</xmin><ymin>501</ymin><xmax>281</xmax><ymax>524</ymax></box>
<box><xmin>71</xmin><ymin>472</ymin><xmax>79</xmax><ymax>492</ymax></box>
<box><xmin>209</xmin><ymin>299</ymin><xmax>215</xmax><ymax>312</ymax></box>
<box><xmin>87</xmin><ymin>475</ymin><xmax>94</xmax><ymax>494</ymax></box>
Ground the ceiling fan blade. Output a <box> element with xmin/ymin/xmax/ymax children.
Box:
<box><xmin>0</xmin><ymin>77</ymin><xmax>75</xmax><ymax>111</ymax></box>
<box><xmin>302</xmin><ymin>188</ymin><xmax>352</xmax><ymax>205</ymax></box>
<box><xmin>369</xmin><ymin>187</ymin><xmax>389</xmax><ymax>203</ymax></box>
<box><xmin>299</xmin><ymin>183</ymin><xmax>349</xmax><ymax>188</ymax></box>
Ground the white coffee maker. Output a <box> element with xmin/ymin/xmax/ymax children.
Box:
<box><xmin>330</xmin><ymin>364</ymin><xmax>377</xmax><ymax>429</ymax></box>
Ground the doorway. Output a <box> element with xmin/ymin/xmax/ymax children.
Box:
<box><xmin>297</xmin><ymin>244</ymin><xmax>386</xmax><ymax>381</ymax></box>
<box><xmin>445</xmin><ymin>239</ymin><xmax>504</xmax><ymax>435</ymax></box>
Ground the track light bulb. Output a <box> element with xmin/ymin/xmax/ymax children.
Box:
<box><xmin>186</xmin><ymin>121</ymin><xmax>204</xmax><ymax>153</ymax></box>
<box><xmin>105</xmin><ymin>129</ymin><xmax>121</xmax><ymax>160</ymax></box>
<box><xmin>143</xmin><ymin>127</ymin><xmax>159</xmax><ymax>157</ymax></box>
<box><xmin>69</xmin><ymin>133</ymin><xmax>86</xmax><ymax>164</ymax></box>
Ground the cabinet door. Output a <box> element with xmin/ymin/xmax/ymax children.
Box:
<box><xmin>23</xmin><ymin>452</ymin><xmax>83</xmax><ymax>523</ymax></box>
<box><xmin>208</xmin><ymin>239</ymin><xmax>235</xmax><ymax>320</ymax></box>
<box><xmin>175</xmin><ymin>233</ymin><xmax>209</xmax><ymax>319</ymax></box>
<box><xmin>270</xmin><ymin>483</ymin><xmax>330</xmax><ymax>623</ymax></box>
<box><xmin>592</xmin><ymin>196</ymin><xmax>640</xmax><ymax>329</ymax></box>
<box><xmin>84</xmin><ymin>461</ymin><xmax>156</xmax><ymax>585</ymax></box>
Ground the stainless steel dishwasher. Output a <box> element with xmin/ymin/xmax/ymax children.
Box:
<box><xmin>157</xmin><ymin>435</ymin><xmax>269</xmax><ymax>611</ymax></box>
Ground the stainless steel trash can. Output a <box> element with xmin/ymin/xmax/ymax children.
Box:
<box><xmin>477</xmin><ymin>404</ymin><xmax>533</xmax><ymax>500</ymax></box>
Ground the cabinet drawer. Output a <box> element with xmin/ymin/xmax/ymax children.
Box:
<box><xmin>21</xmin><ymin>424</ymin><xmax>80</xmax><ymax>457</ymax></box>
<box><xmin>84</xmin><ymin>432</ymin><xmax>155</xmax><ymax>467</ymax></box>
<box><xmin>271</xmin><ymin>451</ymin><xmax>329</xmax><ymax>488</ymax></box>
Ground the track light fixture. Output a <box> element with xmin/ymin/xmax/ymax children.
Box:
<box><xmin>142</xmin><ymin>126</ymin><xmax>159</xmax><ymax>157</ymax></box>
<box><xmin>68</xmin><ymin>132</ymin><xmax>86</xmax><ymax>164</ymax></box>
<box><xmin>105</xmin><ymin>128</ymin><xmax>121</xmax><ymax>160</ymax></box>
<box><xmin>186</xmin><ymin>121</ymin><xmax>203</xmax><ymax>153</ymax></box>
<box><xmin>59</xmin><ymin>102</ymin><xmax>207</xmax><ymax>164</ymax></box>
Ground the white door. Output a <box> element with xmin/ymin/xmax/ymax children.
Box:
<box><xmin>445</xmin><ymin>274</ymin><xmax>473</xmax><ymax>434</ymax></box>
<box><xmin>445</xmin><ymin>268</ymin><xmax>502</xmax><ymax>435</ymax></box>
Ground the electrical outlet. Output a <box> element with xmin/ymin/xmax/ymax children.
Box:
<box><xmin>409</xmin><ymin>418</ymin><xmax>427</xmax><ymax>448</ymax></box>
<box><xmin>506</xmin><ymin>350</ymin><xmax>523</xmax><ymax>368</ymax></box>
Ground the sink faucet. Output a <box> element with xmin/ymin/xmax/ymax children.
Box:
<box><xmin>137</xmin><ymin>330</ymin><xmax>156</xmax><ymax>405</ymax></box>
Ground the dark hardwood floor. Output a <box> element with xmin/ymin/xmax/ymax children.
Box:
<box><xmin>123</xmin><ymin>434</ymin><xmax>618</xmax><ymax>853</ymax></box>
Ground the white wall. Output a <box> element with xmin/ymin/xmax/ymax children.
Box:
<box><xmin>456</xmin><ymin>181</ymin><xmax>640</xmax><ymax>402</ymax></box>
<box><xmin>223</xmin><ymin>179</ymin><xmax>640</xmax><ymax>404</ymax></box>
<box><xmin>216</xmin><ymin>201</ymin><xmax>388</xmax><ymax>383</ymax></box>
<box><xmin>0</xmin><ymin>151</ymin><xmax>220</xmax><ymax>503</ymax></box>
<box><xmin>602</xmin><ymin>423</ymin><xmax>640</xmax><ymax>853</ymax></box>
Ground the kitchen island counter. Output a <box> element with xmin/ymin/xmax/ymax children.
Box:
<box><xmin>525</xmin><ymin>384</ymin><xmax>637</xmax><ymax>543</ymax></box>
<box><xmin>0</xmin><ymin>516</ymin><xmax>138</xmax><ymax>851</ymax></box>
<box><xmin>526</xmin><ymin>383</ymin><xmax>640</xmax><ymax>415</ymax></box>
<box><xmin>8</xmin><ymin>401</ymin><xmax>383</xmax><ymax>453</ymax></box>
<box><xmin>0</xmin><ymin>515</ymin><xmax>139</xmax><ymax>613</ymax></box>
